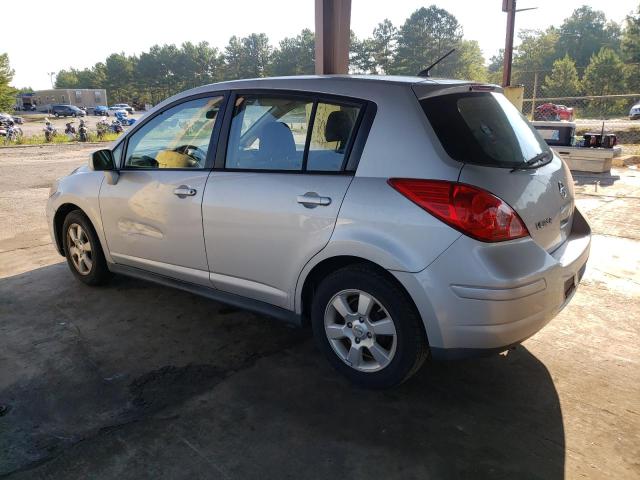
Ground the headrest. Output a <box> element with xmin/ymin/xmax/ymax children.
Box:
<box><xmin>325</xmin><ymin>110</ymin><xmax>353</xmax><ymax>143</ymax></box>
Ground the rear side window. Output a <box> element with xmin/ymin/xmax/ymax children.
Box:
<box><xmin>420</xmin><ymin>92</ymin><xmax>550</xmax><ymax>168</ymax></box>
<box><xmin>307</xmin><ymin>103</ymin><xmax>360</xmax><ymax>172</ymax></box>
<box><xmin>225</xmin><ymin>94</ymin><xmax>362</xmax><ymax>172</ymax></box>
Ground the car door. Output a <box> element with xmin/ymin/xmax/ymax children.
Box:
<box><xmin>202</xmin><ymin>92</ymin><xmax>368</xmax><ymax>308</ymax></box>
<box><xmin>100</xmin><ymin>94</ymin><xmax>226</xmax><ymax>285</ymax></box>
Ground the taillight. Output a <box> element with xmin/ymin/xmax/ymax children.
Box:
<box><xmin>388</xmin><ymin>179</ymin><xmax>529</xmax><ymax>242</ymax></box>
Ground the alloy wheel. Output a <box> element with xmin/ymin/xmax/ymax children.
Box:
<box><xmin>324</xmin><ymin>289</ymin><xmax>397</xmax><ymax>372</ymax></box>
<box><xmin>66</xmin><ymin>223</ymin><xmax>93</xmax><ymax>275</ymax></box>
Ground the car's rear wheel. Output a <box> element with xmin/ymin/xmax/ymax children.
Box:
<box><xmin>62</xmin><ymin>210</ymin><xmax>111</xmax><ymax>286</ymax></box>
<box><xmin>311</xmin><ymin>264</ymin><xmax>428</xmax><ymax>388</ymax></box>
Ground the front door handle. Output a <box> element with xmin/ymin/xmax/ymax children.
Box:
<box><xmin>297</xmin><ymin>192</ymin><xmax>332</xmax><ymax>208</ymax></box>
<box><xmin>173</xmin><ymin>185</ymin><xmax>197</xmax><ymax>197</ymax></box>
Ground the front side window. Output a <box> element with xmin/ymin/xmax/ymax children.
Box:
<box><xmin>225</xmin><ymin>95</ymin><xmax>362</xmax><ymax>172</ymax></box>
<box><xmin>124</xmin><ymin>96</ymin><xmax>224</xmax><ymax>169</ymax></box>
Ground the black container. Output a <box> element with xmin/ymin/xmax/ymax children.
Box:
<box><xmin>531</xmin><ymin>121</ymin><xmax>576</xmax><ymax>147</ymax></box>
<box><xmin>583</xmin><ymin>132</ymin><xmax>602</xmax><ymax>147</ymax></box>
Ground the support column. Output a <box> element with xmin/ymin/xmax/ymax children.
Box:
<box><xmin>502</xmin><ymin>0</ymin><xmax>516</xmax><ymax>87</ymax></box>
<box><xmin>315</xmin><ymin>0</ymin><xmax>352</xmax><ymax>75</ymax></box>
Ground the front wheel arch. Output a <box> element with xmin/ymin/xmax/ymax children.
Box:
<box><xmin>53</xmin><ymin>204</ymin><xmax>99</xmax><ymax>256</ymax></box>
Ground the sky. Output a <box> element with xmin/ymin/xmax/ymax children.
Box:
<box><xmin>5</xmin><ymin>0</ymin><xmax>638</xmax><ymax>89</ymax></box>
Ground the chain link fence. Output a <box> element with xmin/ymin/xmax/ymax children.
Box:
<box><xmin>512</xmin><ymin>67</ymin><xmax>640</xmax><ymax>145</ymax></box>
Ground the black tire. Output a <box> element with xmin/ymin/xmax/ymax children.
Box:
<box><xmin>311</xmin><ymin>264</ymin><xmax>428</xmax><ymax>389</ymax></box>
<box><xmin>62</xmin><ymin>210</ymin><xmax>111</xmax><ymax>286</ymax></box>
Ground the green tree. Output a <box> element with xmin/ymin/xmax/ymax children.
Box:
<box><xmin>271</xmin><ymin>29</ymin><xmax>315</xmax><ymax>76</ymax></box>
<box><xmin>542</xmin><ymin>55</ymin><xmax>581</xmax><ymax>97</ymax></box>
<box><xmin>105</xmin><ymin>53</ymin><xmax>136</xmax><ymax>102</ymax></box>
<box><xmin>392</xmin><ymin>6</ymin><xmax>462</xmax><ymax>76</ymax></box>
<box><xmin>350</xmin><ymin>33</ymin><xmax>377</xmax><ymax>74</ymax></box>
<box><xmin>55</xmin><ymin>69</ymin><xmax>79</xmax><ymax>88</ymax></box>
<box><xmin>556</xmin><ymin>6</ymin><xmax>621</xmax><ymax>67</ymax></box>
<box><xmin>582</xmin><ymin>47</ymin><xmax>626</xmax><ymax>116</ymax></box>
<box><xmin>0</xmin><ymin>53</ymin><xmax>16</xmax><ymax>111</ymax></box>
<box><xmin>513</xmin><ymin>28</ymin><xmax>559</xmax><ymax>72</ymax></box>
<box><xmin>488</xmin><ymin>49</ymin><xmax>504</xmax><ymax>73</ymax></box>
<box><xmin>448</xmin><ymin>40</ymin><xmax>487</xmax><ymax>82</ymax></box>
<box><xmin>178</xmin><ymin>41</ymin><xmax>224</xmax><ymax>87</ymax></box>
<box><xmin>371</xmin><ymin>19</ymin><xmax>397</xmax><ymax>74</ymax></box>
<box><xmin>243</xmin><ymin>33</ymin><xmax>272</xmax><ymax>78</ymax></box>
<box><xmin>621</xmin><ymin>3</ymin><xmax>640</xmax><ymax>63</ymax></box>
<box><xmin>512</xmin><ymin>28</ymin><xmax>559</xmax><ymax>96</ymax></box>
<box><xmin>223</xmin><ymin>36</ymin><xmax>244</xmax><ymax>79</ymax></box>
<box><xmin>623</xmin><ymin>64</ymin><xmax>640</xmax><ymax>93</ymax></box>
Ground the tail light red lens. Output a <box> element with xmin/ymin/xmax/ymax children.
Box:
<box><xmin>388</xmin><ymin>179</ymin><xmax>529</xmax><ymax>242</ymax></box>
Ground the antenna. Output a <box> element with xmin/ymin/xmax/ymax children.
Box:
<box><xmin>417</xmin><ymin>48</ymin><xmax>456</xmax><ymax>78</ymax></box>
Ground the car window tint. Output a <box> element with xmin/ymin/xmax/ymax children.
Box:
<box><xmin>306</xmin><ymin>103</ymin><xmax>361</xmax><ymax>172</ymax></box>
<box><xmin>420</xmin><ymin>92</ymin><xmax>550</xmax><ymax>168</ymax></box>
<box><xmin>124</xmin><ymin>96</ymin><xmax>223</xmax><ymax>169</ymax></box>
<box><xmin>225</xmin><ymin>96</ymin><xmax>313</xmax><ymax>171</ymax></box>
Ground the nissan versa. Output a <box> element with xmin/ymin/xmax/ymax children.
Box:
<box><xmin>47</xmin><ymin>76</ymin><xmax>591</xmax><ymax>388</ymax></box>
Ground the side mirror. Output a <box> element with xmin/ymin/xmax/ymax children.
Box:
<box><xmin>91</xmin><ymin>149</ymin><xmax>115</xmax><ymax>171</ymax></box>
<box><xmin>91</xmin><ymin>149</ymin><xmax>119</xmax><ymax>185</ymax></box>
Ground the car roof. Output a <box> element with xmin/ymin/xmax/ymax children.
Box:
<box><xmin>204</xmin><ymin>74</ymin><xmax>474</xmax><ymax>89</ymax></box>
<box><xmin>162</xmin><ymin>74</ymin><xmax>480</xmax><ymax>105</ymax></box>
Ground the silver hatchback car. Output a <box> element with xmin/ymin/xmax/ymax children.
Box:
<box><xmin>47</xmin><ymin>76</ymin><xmax>590</xmax><ymax>388</ymax></box>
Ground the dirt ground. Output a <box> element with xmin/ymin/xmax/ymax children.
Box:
<box><xmin>0</xmin><ymin>144</ymin><xmax>638</xmax><ymax>479</ymax></box>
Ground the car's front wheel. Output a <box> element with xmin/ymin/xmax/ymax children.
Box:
<box><xmin>62</xmin><ymin>210</ymin><xmax>111</xmax><ymax>286</ymax></box>
<box><xmin>311</xmin><ymin>264</ymin><xmax>428</xmax><ymax>388</ymax></box>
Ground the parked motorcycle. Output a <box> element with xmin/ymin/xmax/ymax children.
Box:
<box><xmin>96</xmin><ymin>117</ymin><xmax>110</xmax><ymax>140</ymax></box>
<box><xmin>110</xmin><ymin>119</ymin><xmax>124</xmax><ymax>134</ymax></box>
<box><xmin>43</xmin><ymin>118</ymin><xmax>58</xmax><ymax>142</ymax></box>
<box><xmin>43</xmin><ymin>119</ymin><xmax>57</xmax><ymax>142</ymax></box>
<box><xmin>78</xmin><ymin>119</ymin><xmax>88</xmax><ymax>142</ymax></box>
<box><xmin>64</xmin><ymin>121</ymin><xmax>77</xmax><ymax>140</ymax></box>
<box><xmin>4</xmin><ymin>121</ymin><xmax>23</xmax><ymax>144</ymax></box>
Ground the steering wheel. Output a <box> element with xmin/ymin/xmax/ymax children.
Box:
<box><xmin>175</xmin><ymin>144</ymin><xmax>205</xmax><ymax>160</ymax></box>
<box><xmin>173</xmin><ymin>144</ymin><xmax>207</xmax><ymax>168</ymax></box>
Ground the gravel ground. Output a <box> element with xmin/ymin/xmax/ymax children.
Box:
<box><xmin>0</xmin><ymin>143</ymin><xmax>638</xmax><ymax>479</ymax></box>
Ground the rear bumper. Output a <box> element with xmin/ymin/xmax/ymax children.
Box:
<box><xmin>392</xmin><ymin>208</ymin><xmax>591</xmax><ymax>358</ymax></box>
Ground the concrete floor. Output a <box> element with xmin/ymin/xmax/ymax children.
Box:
<box><xmin>0</xmin><ymin>144</ymin><xmax>638</xmax><ymax>479</ymax></box>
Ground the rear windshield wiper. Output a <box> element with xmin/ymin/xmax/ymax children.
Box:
<box><xmin>510</xmin><ymin>151</ymin><xmax>551</xmax><ymax>173</ymax></box>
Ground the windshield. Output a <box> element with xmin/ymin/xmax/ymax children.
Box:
<box><xmin>420</xmin><ymin>91</ymin><xmax>551</xmax><ymax>168</ymax></box>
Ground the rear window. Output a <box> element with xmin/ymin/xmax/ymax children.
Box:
<box><xmin>420</xmin><ymin>92</ymin><xmax>550</xmax><ymax>168</ymax></box>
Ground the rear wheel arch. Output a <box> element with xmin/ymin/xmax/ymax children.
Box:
<box><xmin>299</xmin><ymin>255</ymin><xmax>425</xmax><ymax>336</ymax></box>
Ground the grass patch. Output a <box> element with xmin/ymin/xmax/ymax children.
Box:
<box><xmin>2</xmin><ymin>131</ymin><xmax>122</xmax><ymax>146</ymax></box>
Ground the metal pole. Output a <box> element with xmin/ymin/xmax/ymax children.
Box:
<box><xmin>530</xmin><ymin>71</ymin><xmax>538</xmax><ymax>118</ymax></box>
<box><xmin>502</xmin><ymin>0</ymin><xmax>516</xmax><ymax>87</ymax></box>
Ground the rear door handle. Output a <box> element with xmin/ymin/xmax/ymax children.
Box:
<box><xmin>297</xmin><ymin>192</ymin><xmax>332</xmax><ymax>208</ymax></box>
<box><xmin>173</xmin><ymin>185</ymin><xmax>197</xmax><ymax>197</ymax></box>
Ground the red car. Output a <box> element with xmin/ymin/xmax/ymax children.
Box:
<box><xmin>534</xmin><ymin>103</ymin><xmax>574</xmax><ymax>121</ymax></box>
